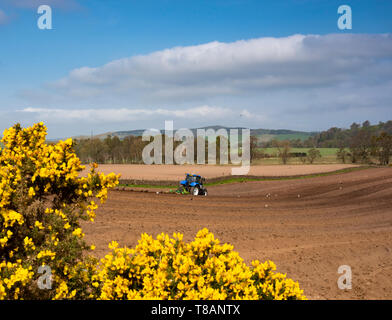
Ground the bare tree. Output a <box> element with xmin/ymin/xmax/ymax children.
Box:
<box><xmin>336</xmin><ymin>147</ymin><xmax>348</xmax><ymax>164</ymax></box>
<box><xmin>374</xmin><ymin>132</ymin><xmax>392</xmax><ymax>165</ymax></box>
<box><xmin>273</xmin><ymin>139</ymin><xmax>291</xmax><ymax>164</ymax></box>
<box><xmin>250</xmin><ymin>136</ymin><xmax>259</xmax><ymax>163</ymax></box>
<box><xmin>349</xmin><ymin>130</ymin><xmax>372</xmax><ymax>163</ymax></box>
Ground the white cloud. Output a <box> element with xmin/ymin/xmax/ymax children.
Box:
<box><xmin>22</xmin><ymin>33</ymin><xmax>392</xmax><ymax>107</ymax></box>
<box><xmin>20</xmin><ymin>105</ymin><xmax>245</xmax><ymax>123</ymax></box>
<box><xmin>13</xmin><ymin>33</ymin><xmax>392</xmax><ymax>134</ymax></box>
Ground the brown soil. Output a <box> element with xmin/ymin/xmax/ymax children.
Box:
<box><xmin>81</xmin><ymin>164</ymin><xmax>358</xmax><ymax>181</ymax></box>
<box><xmin>82</xmin><ymin>167</ymin><xmax>392</xmax><ymax>300</ymax></box>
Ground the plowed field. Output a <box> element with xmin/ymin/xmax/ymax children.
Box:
<box><xmin>82</xmin><ymin>167</ymin><xmax>392</xmax><ymax>299</ymax></box>
<box><xmin>81</xmin><ymin>164</ymin><xmax>358</xmax><ymax>181</ymax></box>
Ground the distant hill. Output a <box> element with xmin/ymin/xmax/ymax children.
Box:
<box><xmin>72</xmin><ymin>125</ymin><xmax>316</xmax><ymax>143</ymax></box>
<box><xmin>251</xmin><ymin>129</ymin><xmax>316</xmax><ymax>143</ymax></box>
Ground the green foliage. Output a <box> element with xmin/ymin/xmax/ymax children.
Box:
<box><xmin>307</xmin><ymin>148</ymin><xmax>322</xmax><ymax>164</ymax></box>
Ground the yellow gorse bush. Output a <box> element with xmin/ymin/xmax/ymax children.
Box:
<box><xmin>0</xmin><ymin>123</ymin><xmax>119</xmax><ymax>299</ymax></box>
<box><xmin>96</xmin><ymin>229</ymin><xmax>306</xmax><ymax>300</ymax></box>
<box><xmin>0</xmin><ymin>122</ymin><xmax>306</xmax><ymax>300</ymax></box>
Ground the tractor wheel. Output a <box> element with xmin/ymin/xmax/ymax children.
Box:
<box><xmin>191</xmin><ymin>186</ymin><xmax>199</xmax><ymax>196</ymax></box>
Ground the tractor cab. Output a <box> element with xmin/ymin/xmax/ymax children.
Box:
<box><xmin>181</xmin><ymin>173</ymin><xmax>201</xmax><ymax>185</ymax></box>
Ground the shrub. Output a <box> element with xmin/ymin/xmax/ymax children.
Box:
<box><xmin>0</xmin><ymin>123</ymin><xmax>119</xmax><ymax>299</ymax></box>
<box><xmin>307</xmin><ymin>148</ymin><xmax>321</xmax><ymax>164</ymax></box>
<box><xmin>272</xmin><ymin>140</ymin><xmax>291</xmax><ymax>165</ymax></box>
<box><xmin>336</xmin><ymin>147</ymin><xmax>348</xmax><ymax>164</ymax></box>
<box><xmin>95</xmin><ymin>229</ymin><xmax>306</xmax><ymax>300</ymax></box>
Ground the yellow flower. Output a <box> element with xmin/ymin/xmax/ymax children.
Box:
<box><xmin>23</xmin><ymin>237</ymin><xmax>35</xmax><ymax>251</ymax></box>
<box><xmin>72</xmin><ymin>228</ymin><xmax>83</xmax><ymax>238</ymax></box>
<box><xmin>37</xmin><ymin>250</ymin><xmax>56</xmax><ymax>260</ymax></box>
<box><xmin>34</xmin><ymin>221</ymin><xmax>44</xmax><ymax>230</ymax></box>
<box><xmin>28</xmin><ymin>187</ymin><xmax>35</xmax><ymax>197</ymax></box>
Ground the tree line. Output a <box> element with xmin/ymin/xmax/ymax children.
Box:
<box><xmin>73</xmin><ymin>121</ymin><xmax>392</xmax><ymax>165</ymax></box>
<box><xmin>74</xmin><ymin>135</ymin><xmax>252</xmax><ymax>164</ymax></box>
<box><xmin>258</xmin><ymin>121</ymin><xmax>392</xmax><ymax>165</ymax></box>
<box><xmin>262</xmin><ymin>120</ymin><xmax>392</xmax><ymax>149</ymax></box>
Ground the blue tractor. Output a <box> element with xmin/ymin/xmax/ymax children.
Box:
<box><xmin>176</xmin><ymin>173</ymin><xmax>208</xmax><ymax>196</ymax></box>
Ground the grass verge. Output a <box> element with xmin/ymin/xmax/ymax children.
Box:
<box><xmin>117</xmin><ymin>166</ymin><xmax>372</xmax><ymax>189</ymax></box>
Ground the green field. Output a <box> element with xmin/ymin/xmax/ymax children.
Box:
<box><xmin>254</xmin><ymin>147</ymin><xmax>341</xmax><ymax>164</ymax></box>
<box><xmin>256</xmin><ymin>132</ymin><xmax>313</xmax><ymax>142</ymax></box>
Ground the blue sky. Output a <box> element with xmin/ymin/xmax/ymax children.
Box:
<box><xmin>0</xmin><ymin>0</ymin><xmax>392</xmax><ymax>138</ymax></box>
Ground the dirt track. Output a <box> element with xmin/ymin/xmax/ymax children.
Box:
<box><xmin>82</xmin><ymin>167</ymin><xmax>392</xmax><ymax>299</ymax></box>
